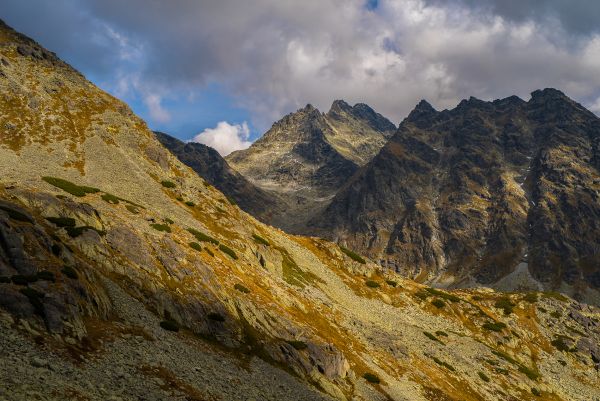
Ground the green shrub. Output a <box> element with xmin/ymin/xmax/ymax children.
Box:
<box><xmin>36</xmin><ymin>271</ymin><xmax>55</xmax><ymax>282</ymax></box>
<box><xmin>280</xmin><ymin>250</ymin><xmax>322</xmax><ymax>288</ymax></box>
<box><xmin>542</xmin><ymin>292</ymin><xmax>568</xmax><ymax>302</ymax></box>
<box><xmin>160</xmin><ymin>320</ymin><xmax>180</xmax><ymax>332</ymax></box>
<box><xmin>471</xmin><ymin>295</ymin><xmax>483</xmax><ymax>301</ymax></box>
<box><xmin>432</xmin><ymin>299</ymin><xmax>446</xmax><ymax>309</ymax></box>
<box><xmin>424</xmin><ymin>331</ymin><xmax>444</xmax><ymax>344</ymax></box>
<box><xmin>551</xmin><ymin>336</ymin><xmax>575</xmax><ymax>352</ymax></box>
<box><xmin>160</xmin><ymin>180</ymin><xmax>176</xmax><ymax>188</ymax></box>
<box><xmin>46</xmin><ymin>217</ymin><xmax>76</xmax><ymax>227</ymax></box>
<box><xmin>219</xmin><ymin>244</ymin><xmax>238</xmax><ymax>260</ymax></box>
<box><xmin>483</xmin><ymin>322</ymin><xmax>507</xmax><ymax>332</ymax></box>
<box><xmin>252</xmin><ymin>234</ymin><xmax>270</xmax><ymax>246</ymax></box>
<box><xmin>425</xmin><ymin>288</ymin><xmax>461</xmax><ymax>302</ymax></box>
<box><xmin>207</xmin><ymin>312</ymin><xmax>225</xmax><ymax>322</ymax></box>
<box><xmin>385</xmin><ymin>280</ymin><xmax>398</xmax><ymax>287</ymax></box>
<box><xmin>339</xmin><ymin>246</ymin><xmax>366</xmax><ymax>264</ymax></box>
<box><xmin>491</xmin><ymin>350</ymin><xmax>518</xmax><ymax>365</ymax></box>
<box><xmin>185</xmin><ymin>201</ymin><xmax>195</xmax><ymax>207</ymax></box>
<box><xmin>494</xmin><ymin>297</ymin><xmax>515</xmax><ymax>315</ymax></box>
<box><xmin>176</xmin><ymin>196</ymin><xmax>184</xmax><ymax>201</ymax></box>
<box><xmin>61</xmin><ymin>266</ymin><xmax>78</xmax><ymax>279</ymax></box>
<box><xmin>234</xmin><ymin>283</ymin><xmax>250</xmax><ymax>293</ymax></box>
<box><xmin>414</xmin><ymin>291</ymin><xmax>429</xmax><ymax>300</ymax></box>
<box><xmin>226</xmin><ymin>196</ymin><xmax>237</xmax><ymax>206</ymax></box>
<box><xmin>125</xmin><ymin>204</ymin><xmax>140</xmax><ymax>214</ymax></box>
<box><xmin>478</xmin><ymin>371</ymin><xmax>490</xmax><ymax>382</ymax></box>
<box><xmin>66</xmin><ymin>226</ymin><xmax>106</xmax><ymax>238</ymax></box>
<box><xmin>495</xmin><ymin>367</ymin><xmax>509</xmax><ymax>375</ymax></box>
<box><xmin>286</xmin><ymin>340</ymin><xmax>308</xmax><ymax>350</ymax></box>
<box><xmin>365</xmin><ymin>280</ymin><xmax>380</xmax><ymax>288</ymax></box>
<box><xmin>101</xmin><ymin>193</ymin><xmax>120</xmax><ymax>204</ymax></box>
<box><xmin>435</xmin><ymin>331</ymin><xmax>448</xmax><ymax>337</ymax></box>
<box><xmin>164</xmin><ymin>218</ymin><xmax>174</xmax><ymax>225</ymax></box>
<box><xmin>523</xmin><ymin>293</ymin><xmax>538</xmax><ymax>303</ymax></box>
<box><xmin>204</xmin><ymin>248</ymin><xmax>214</xmax><ymax>257</ymax></box>
<box><xmin>363</xmin><ymin>372</ymin><xmax>380</xmax><ymax>384</ymax></box>
<box><xmin>19</xmin><ymin>287</ymin><xmax>44</xmax><ymax>315</ymax></box>
<box><xmin>42</xmin><ymin>177</ymin><xmax>99</xmax><ymax>197</ymax></box>
<box><xmin>431</xmin><ymin>356</ymin><xmax>455</xmax><ymax>371</ymax></box>
<box><xmin>550</xmin><ymin>311</ymin><xmax>561</xmax><ymax>319</ymax></box>
<box><xmin>0</xmin><ymin>206</ymin><xmax>32</xmax><ymax>222</ymax></box>
<box><xmin>150</xmin><ymin>223</ymin><xmax>171</xmax><ymax>233</ymax></box>
<box><xmin>187</xmin><ymin>228</ymin><xmax>219</xmax><ymax>245</ymax></box>
<box><xmin>189</xmin><ymin>242</ymin><xmax>202</xmax><ymax>252</ymax></box>
<box><xmin>531</xmin><ymin>388</ymin><xmax>541</xmax><ymax>397</ymax></box>
<box><xmin>518</xmin><ymin>365</ymin><xmax>540</xmax><ymax>380</ymax></box>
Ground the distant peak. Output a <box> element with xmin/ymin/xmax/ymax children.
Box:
<box><xmin>330</xmin><ymin>99</ymin><xmax>352</xmax><ymax>112</ymax></box>
<box><xmin>302</xmin><ymin>103</ymin><xmax>317</xmax><ymax>112</ymax></box>
<box><xmin>406</xmin><ymin>99</ymin><xmax>438</xmax><ymax>125</ymax></box>
<box><xmin>530</xmin><ymin>88</ymin><xmax>569</xmax><ymax>101</ymax></box>
<box><xmin>414</xmin><ymin>99</ymin><xmax>436</xmax><ymax>113</ymax></box>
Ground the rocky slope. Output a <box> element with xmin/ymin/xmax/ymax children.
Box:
<box><xmin>1</xmin><ymin>19</ymin><xmax>600</xmax><ymax>401</ymax></box>
<box><xmin>309</xmin><ymin>91</ymin><xmax>600</xmax><ymax>304</ymax></box>
<box><xmin>155</xmin><ymin>131</ymin><xmax>284</xmax><ymax>223</ymax></box>
<box><xmin>226</xmin><ymin>101</ymin><xmax>395</xmax><ymax>231</ymax></box>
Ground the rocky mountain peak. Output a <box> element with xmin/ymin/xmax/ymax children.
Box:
<box><xmin>1</xmin><ymin>20</ymin><xmax>600</xmax><ymax>401</ymax></box>
<box><xmin>406</xmin><ymin>99</ymin><xmax>438</xmax><ymax>126</ymax></box>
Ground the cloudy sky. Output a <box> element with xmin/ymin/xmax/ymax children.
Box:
<box><xmin>4</xmin><ymin>0</ymin><xmax>600</xmax><ymax>155</ymax></box>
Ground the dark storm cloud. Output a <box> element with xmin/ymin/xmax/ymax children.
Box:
<box><xmin>2</xmin><ymin>0</ymin><xmax>600</xmax><ymax>131</ymax></box>
<box><xmin>425</xmin><ymin>0</ymin><xmax>600</xmax><ymax>35</ymax></box>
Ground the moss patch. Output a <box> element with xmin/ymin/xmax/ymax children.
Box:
<box><xmin>365</xmin><ymin>280</ymin><xmax>380</xmax><ymax>288</ymax></box>
<box><xmin>482</xmin><ymin>322</ymin><xmax>507</xmax><ymax>332</ymax></box>
<box><xmin>219</xmin><ymin>244</ymin><xmax>238</xmax><ymax>260</ymax></box>
<box><xmin>286</xmin><ymin>340</ymin><xmax>308</xmax><ymax>350</ymax></box>
<box><xmin>42</xmin><ymin>176</ymin><xmax>99</xmax><ymax>197</ymax></box>
<box><xmin>494</xmin><ymin>297</ymin><xmax>515</xmax><ymax>315</ymax></box>
<box><xmin>363</xmin><ymin>372</ymin><xmax>380</xmax><ymax>384</ymax></box>
<box><xmin>150</xmin><ymin>223</ymin><xmax>171</xmax><ymax>233</ymax></box>
<box><xmin>234</xmin><ymin>283</ymin><xmax>250</xmax><ymax>294</ymax></box>
<box><xmin>340</xmin><ymin>246</ymin><xmax>366</xmax><ymax>264</ymax></box>
<box><xmin>252</xmin><ymin>234</ymin><xmax>270</xmax><ymax>246</ymax></box>
<box><xmin>431</xmin><ymin>299</ymin><xmax>446</xmax><ymax>309</ymax></box>
<box><xmin>187</xmin><ymin>228</ymin><xmax>219</xmax><ymax>245</ymax></box>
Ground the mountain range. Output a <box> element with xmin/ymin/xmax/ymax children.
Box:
<box><xmin>0</xmin><ymin>18</ymin><xmax>599</xmax><ymax>401</ymax></box>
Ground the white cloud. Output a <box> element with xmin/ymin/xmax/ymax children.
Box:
<box><xmin>143</xmin><ymin>94</ymin><xmax>170</xmax><ymax>123</ymax></box>
<box><xmin>5</xmin><ymin>0</ymin><xmax>600</xmax><ymax>131</ymax></box>
<box><xmin>190</xmin><ymin>121</ymin><xmax>252</xmax><ymax>156</ymax></box>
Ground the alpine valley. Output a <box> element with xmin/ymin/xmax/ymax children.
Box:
<box><xmin>0</xmin><ymin>18</ymin><xmax>599</xmax><ymax>401</ymax></box>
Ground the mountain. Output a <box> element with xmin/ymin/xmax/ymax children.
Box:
<box><xmin>1</xmin><ymin>19</ymin><xmax>600</xmax><ymax>401</ymax></box>
<box><xmin>226</xmin><ymin>101</ymin><xmax>395</xmax><ymax>231</ymax></box>
<box><xmin>309</xmin><ymin>91</ymin><xmax>600</xmax><ymax>304</ymax></box>
<box><xmin>154</xmin><ymin>131</ymin><xmax>284</xmax><ymax>222</ymax></box>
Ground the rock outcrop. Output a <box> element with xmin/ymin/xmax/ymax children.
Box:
<box><xmin>155</xmin><ymin>131</ymin><xmax>284</xmax><ymax>222</ymax></box>
<box><xmin>226</xmin><ymin>101</ymin><xmax>395</xmax><ymax>231</ymax></box>
<box><xmin>310</xmin><ymin>90</ymin><xmax>600</xmax><ymax>303</ymax></box>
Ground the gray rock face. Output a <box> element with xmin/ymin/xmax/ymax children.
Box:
<box><xmin>226</xmin><ymin>102</ymin><xmax>395</xmax><ymax>231</ymax></box>
<box><xmin>155</xmin><ymin>131</ymin><xmax>283</xmax><ymax>222</ymax></box>
<box><xmin>309</xmin><ymin>89</ymin><xmax>600</xmax><ymax>299</ymax></box>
